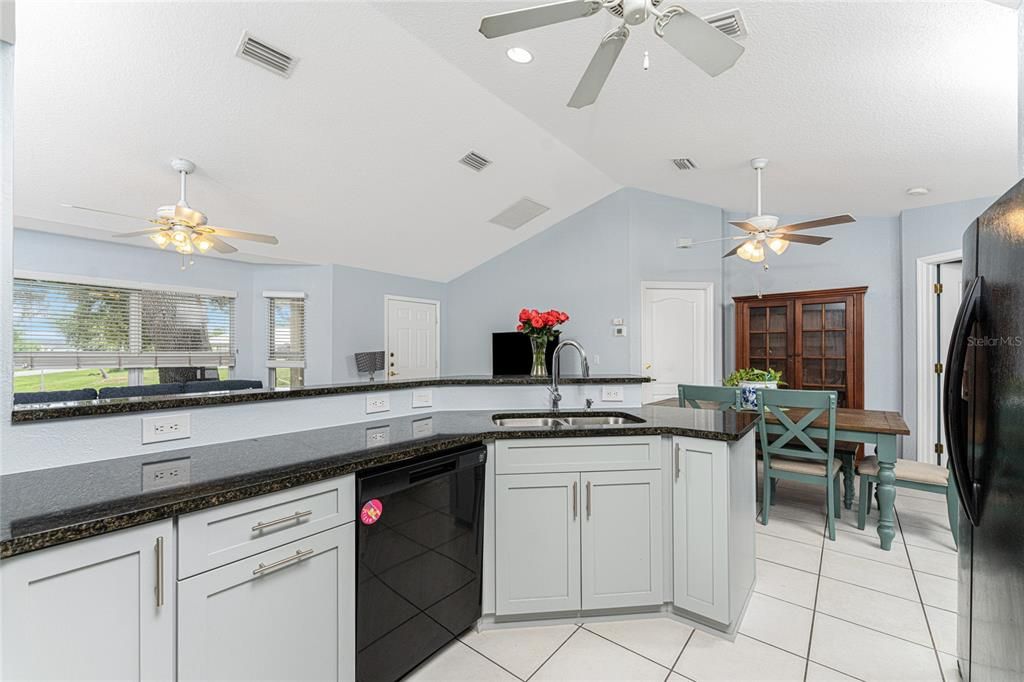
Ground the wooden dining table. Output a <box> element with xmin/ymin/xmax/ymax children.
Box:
<box><xmin>655</xmin><ymin>399</ymin><xmax>911</xmax><ymax>551</ymax></box>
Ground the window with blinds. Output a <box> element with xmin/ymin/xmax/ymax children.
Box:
<box><xmin>265</xmin><ymin>293</ymin><xmax>306</xmax><ymax>368</ymax></box>
<box><xmin>13</xmin><ymin>277</ymin><xmax>237</xmax><ymax>370</ymax></box>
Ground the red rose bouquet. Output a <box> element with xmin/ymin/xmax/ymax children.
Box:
<box><xmin>516</xmin><ymin>308</ymin><xmax>569</xmax><ymax>376</ymax></box>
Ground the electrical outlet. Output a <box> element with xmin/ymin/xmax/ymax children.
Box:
<box><xmin>412</xmin><ymin>389</ymin><xmax>433</xmax><ymax>408</ymax></box>
<box><xmin>366</xmin><ymin>394</ymin><xmax>390</xmax><ymax>414</ymax></box>
<box><xmin>412</xmin><ymin>417</ymin><xmax>434</xmax><ymax>437</ymax></box>
<box><xmin>366</xmin><ymin>426</ymin><xmax>390</xmax><ymax>447</ymax></box>
<box><xmin>142</xmin><ymin>458</ymin><xmax>191</xmax><ymax>492</ymax></box>
<box><xmin>142</xmin><ymin>414</ymin><xmax>191</xmax><ymax>444</ymax></box>
<box><xmin>601</xmin><ymin>386</ymin><xmax>624</xmax><ymax>402</ymax></box>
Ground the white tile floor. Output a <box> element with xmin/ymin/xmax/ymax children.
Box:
<box><xmin>410</xmin><ymin>475</ymin><xmax>960</xmax><ymax>682</ymax></box>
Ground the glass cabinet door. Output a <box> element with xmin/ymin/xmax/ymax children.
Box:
<box><xmin>746</xmin><ymin>304</ymin><xmax>791</xmax><ymax>376</ymax></box>
<box><xmin>798</xmin><ymin>299</ymin><xmax>852</xmax><ymax>407</ymax></box>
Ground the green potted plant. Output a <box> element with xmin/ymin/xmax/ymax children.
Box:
<box><xmin>724</xmin><ymin>367</ymin><xmax>784</xmax><ymax>410</ymax></box>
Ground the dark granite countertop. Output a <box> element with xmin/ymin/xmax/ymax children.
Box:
<box><xmin>0</xmin><ymin>403</ymin><xmax>756</xmax><ymax>558</ymax></box>
<box><xmin>11</xmin><ymin>374</ymin><xmax>651</xmax><ymax>423</ymax></box>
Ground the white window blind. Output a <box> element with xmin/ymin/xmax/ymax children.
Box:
<box><xmin>265</xmin><ymin>292</ymin><xmax>306</xmax><ymax>368</ymax></box>
<box><xmin>13</xmin><ymin>277</ymin><xmax>236</xmax><ymax>370</ymax></box>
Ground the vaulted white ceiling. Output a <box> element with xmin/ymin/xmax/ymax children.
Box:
<box><xmin>12</xmin><ymin>1</ymin><xmax>1020</xmax><ymax>281</ymax></box>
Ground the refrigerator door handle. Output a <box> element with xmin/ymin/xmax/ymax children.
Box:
<box><xmin>943</xmin><ymin>275</ymin><xmax>983</xmax><ymax>527</ymax></box>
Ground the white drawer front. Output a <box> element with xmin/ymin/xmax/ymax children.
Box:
<box><xmin>495</xmin><ymin>437</ymin><xmax>661</xmax><ymax>474</ymax></box>
<box><xmin>178</xmin><ymin>476</ymin><xmax>354</xmax><ymax>578</ymax></box>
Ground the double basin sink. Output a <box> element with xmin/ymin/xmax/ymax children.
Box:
<box><xmin>492</xmin><ymin>412</ymin><xmax>646</xmax><ymax>428</ymax></box>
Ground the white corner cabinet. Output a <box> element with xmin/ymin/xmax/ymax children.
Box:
<box><xmin>2</xmin><ymin>476</ymin><xmax>357</xmax><ymax>682</ymax></box>
<box><xmin>492</xmin><ymin>437</ymin><xmax>664</xmax><ymax>617</ymax></box>
<box><xmin>2</xmin><ymin>520</ymin><xmax>176</xmax><ymax>681</ymax></box>
<box><xmin>671</xmin><ymin>432</ymin><xmax>757</xmax><ymax>629</ymax></box>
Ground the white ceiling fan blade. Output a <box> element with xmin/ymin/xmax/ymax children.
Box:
<box><xmin>773</xmin><ymin>214</ymin><xmax>856</xmax><ymax>234</ymax></box>
<box><xmin>728</xmin><ymin>220</ymin><xmax>762</xmax><ymax>233</ymax></box>
<box><xmin>773</xmin><ymin>233</ymin><xmax>832</xmax><ymax>246</ymax></box>
<box><xmin>111</xmin><ymin>228</ymin><xmax>164</xmax><ymax>239</ymax></box>
<box><xmin>567</xmin><ymin>27</ymin><xmax>629</xmax><ymax>109</ymax></box>
<box><xmin>679</xmin><ymin>234</ymin><xmax>747</xmax><ymax>247</ymax></box>
<box><xmin>480</xmin><ymin>0</ymin><xmax>601</xmax><ymax>38</ymax></box>
<box><xmin>204</xmin><ymin>226</ymin><xmax>279</xmax><ymax>245</ymax></box>
<box><xmin>207</xmin><ymin>235</ymin><xmax>238</xmax><ymax>254</ymax></box>
<box><xmin>656</xmin><ymin>6</ymin><xmax>744</xmax><ymax>77</ymax></box>
<box><xmin>61</xmin><ymin>204</ymin><xmax>153</xmax><ymax>222</ymax></box>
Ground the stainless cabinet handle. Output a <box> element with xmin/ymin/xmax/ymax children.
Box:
<box><xmin>251</xmin><ymin>510</ymin><xmax>312</xmax><ymax>533</ymax></box>
<box><xmin>572</xmin><ymin>480</ymin><xmax>578</xmax><ymax>520</ymax></box>
<box><xmin>253</xmin><ymin>547</ymin><xmax>314</xmax><ymax>576</ymax></box>
<box><xmin>675</xmin><ymin>444</ymin><xmax>681</xmax><ymax>481</ymax></box>
<box><xmin>586</xmin><ymin>481</ymin><xmax>592</xmax><ymax>519</ymax></box>
<box><xmin>155</xmin><ymin>536</ymin><xmax>165</xmax><ymax>608</ymax></box>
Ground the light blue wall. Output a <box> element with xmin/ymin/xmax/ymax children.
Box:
<box><xmin>330</xmin><ymin>265</ymin><xmax>447</xmax><ymax>381</ymax></box>
<box><xmin>444</xmin><ymin>188</ymin><xmax>724</xmax><ymax>376</ymax></box>
<box><xmin>898</xmin><ymin>196</ymin><xmax>995</xmax><ymax>459</ymax></box>
<box><xmin>722</xmin><ymin>213</ymin><xmax>903</xmax><ymax>413</ymax></box>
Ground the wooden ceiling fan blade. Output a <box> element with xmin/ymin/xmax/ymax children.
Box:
<box><xmin>567</xmin><ymin>27</ymin><xmax>628</xmax><ymax>109</ymax></box>
<box><xmin>728</xmin><ymin>220</ymin><xmax>761</xmax><ymax>233</ymax></box>
<box><xmin>62</xmin><ymin>204</ymin><xmax>153</xmax><ymax>222</ymax></box>
<box><xmin>204</xmin><ymin>226</ymin><xmax>279</xmax><ymax>245</ymax></box>
<box><xmin>479</xmin><ymin>0</ymin><xmax>601</xmax><ymax>38</ymax></box>
<box><xmin>722</xmin><ymin>243</ymin><xmax>744</xmax><ymax>258</ymax></box>
<box><xmin>207</xmin><ymin>235</ymin><xmax>238</xmax><ymax>254</ymax></box>
<box><xmin>111</xmin><ymin>228</ymin><xmax>163</xmax><ymax>238</ymax></box>
<box><xmin>656</xmin><ymin>6</ymin><xmax>744</xmax><ymax>77</ymax></box>
<box><xmin>773</xmin><ymin>214</ymin><xmax>855</xmax><ymax>234</ymax></box>
<box><xmin>774</xmin><ymin>233</ymin><xmax>832</xmax><ymax>246</ymax></box>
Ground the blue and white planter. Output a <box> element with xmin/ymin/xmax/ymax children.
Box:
<box><xmin>739</xmin><ymin>381</ymin><xmax>777</xmax><ymax>410</ymax></box>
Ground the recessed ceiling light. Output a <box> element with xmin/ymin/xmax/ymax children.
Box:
<box><xmin>506</xmin><ymin>47</ymin><xmax>533</xmax><ymax>64</ymax></box>
<box><xmin>906</xmin><ymin>187</ymin><xmax>930</xmax><ymax>196</ymax></box>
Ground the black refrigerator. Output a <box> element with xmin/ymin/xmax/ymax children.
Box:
<box><xmin>944</xmin><ymin>179</ymin><xmax>1024</xmax><ymax>681</ymax></box>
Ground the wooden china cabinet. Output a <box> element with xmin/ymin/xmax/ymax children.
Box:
<box><xmin>733</xmin><ymin>286</ymin><xmax>866</xmax><ymax>410</ymax></box>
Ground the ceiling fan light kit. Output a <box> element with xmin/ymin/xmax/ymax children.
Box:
<box><xmin>478</xmin><ymin>0</ymin><xmax>745</xmax><ymax>108</ymax></box>
<box><xmin>63</xmin><ymin>158</ymin><xmax>280</xmax><ymax>269</ymax></box>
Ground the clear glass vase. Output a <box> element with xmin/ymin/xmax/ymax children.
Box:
<box><xmin>530</xmin><ymin>336</ymin><xmax>548</xmax><ymax>377</ymax></box>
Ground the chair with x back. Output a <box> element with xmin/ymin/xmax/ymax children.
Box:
<box><xmin>758</xmin><ymin>388</ymin><xmax>842</xmax><ymax>540</ymax></box>
<box><xmin>677</xmin><ymin>384</ymin><xmax>740</xmax><ymax>411</ymax></box>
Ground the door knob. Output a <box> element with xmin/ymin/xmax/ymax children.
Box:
<box><xmin>389</xmin><ymin>370</ymin><xmax>398</xmax><ymax>377</ymax></box>
<box><xmin>644</xmin><ymin>363</ymin><xmax>652</xmax><ymax>370</ymax></box>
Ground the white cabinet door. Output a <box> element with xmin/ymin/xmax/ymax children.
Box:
<box><xmin>495</xmin><ymin>473</ymin><xmax>581</xmax><ymax>616</ymax></box>
<box><xmin>178</xmin><ymin>523</ymin><xmax>355</xmax><ymax>682</ymax></box>
<box><xmin>581</xmin><ymin>469</ymin><xmax>663</xmax><ymax>610</ymax></box>
<box><xmin>2</xmin><ymin>521</ymin><xmax>175</xmax><ymax>682</ymax></box>
<box><xmin>672</xmin><ymin>437</ymin><xmax>730</xmax><ymax>624</ymax></box>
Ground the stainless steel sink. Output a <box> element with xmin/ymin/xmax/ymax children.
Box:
<box><xmin>491</xmin><ymin>413</ymin><xmax>645</xmax><ymax>427</ymax></box>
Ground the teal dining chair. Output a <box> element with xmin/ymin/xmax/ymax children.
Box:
<box><xmin>758</xmin><ymin>388</ymin><xmax>842</xmax><ymax>540</ymax></box>
<box><xmin>677</xmin><ymin>384</ymin><xmax>741</xmax><ymax>410</ymax></box>
<box><xmin>857</xmin><ymin>456</ymin><xmax>959</xmax><ymax>548</ymax></box>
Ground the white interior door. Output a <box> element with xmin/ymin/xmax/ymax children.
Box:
<box><xmin>386</xmin><ymin>297</ymin><xmax>439</xmax><ymax>380</ymax></box>
<box><xmin>641</xmin><ymin>283</ymin><xmax>714</xmax><ymax>404</ymax></box>
<box><xmin>936</xmin><ymin>261</ymin><xmax>963</xmax><ymax>463</ymax></box>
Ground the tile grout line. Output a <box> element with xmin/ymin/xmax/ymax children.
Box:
<box><xmin>456</xmin><ymin>640</ymin><xmax>528</xmax><ymax>682</ymax></box>
<box><xmin>523</xmin><ymin>624</ymin><xmax>581</xmax><ymax>682</ymax></box>
<box><xmin>897</xmin><ymin>510</ymin><xmax>949</xmax><ymax>682</ymax></box>
<box><xmin>806</xmin><ymin>658</ymin><xmax>869</xmax><ymax>682</ymax></box>
<box><xmin>579</xmin><ymin>623</ymin><xmax>678</xmax><ymax>674</ymax></box>
<box><xmin>664</xmin><ymin>629</ymin><xmax>695</xmax><ymax>682</ymax></box>
<box><xmin>802</xmin><ymin>517</ymin><xmax>828</xmax><ymax>682</ymax></box>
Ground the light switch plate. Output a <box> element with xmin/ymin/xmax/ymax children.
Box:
<box><xmin>412</xmin><ymin>417</ymin><xmax>434</xmax><ymax>437</ymax></box>
<box><xmin>366</xmin><ymin>393</ymin><xmax>390</xmax><ymax>414</ymax></box>
<box><xmin>366</xmin><ymin>426</ymin><xmax>390</xmax><ymax>447</ymax></box>
<box><xmin>601</xmin><ymin>386</ymin><xmax>624</xmax><ymax>402</ymax></box>
<box><xmin>412</xmin><ymin>389</ymin><xmax>433</xmax><ymax>408</ymax></box>
<box><xmin>142</xmin><ymin>458</ymin><xmax>191</xmax><ymax>491</ymax></box>
<box><xmin>142</xmin><ymin>413</ymin><xmax>191</xmax><ymax>444</ymax></box>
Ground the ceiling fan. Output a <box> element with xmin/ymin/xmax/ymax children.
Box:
<box><xmin>678</xmin><ymin>158</ymin><xmax>856</xmax><ymax>262</ymax></box>
<box><xmin>478</xmin><ymin>0</ymin><xmax>744</xmax><ymax>108</ymax></box>
<box><xmin>62</xmin><ymin>158</ymin><xmax>279</xmax><ymax>264</ymax></box>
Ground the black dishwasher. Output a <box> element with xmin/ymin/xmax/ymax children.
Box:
<box><xmin>355</xmin><ymin>444</ymin><xmax>487</xmax><ymax>682</ymax></box>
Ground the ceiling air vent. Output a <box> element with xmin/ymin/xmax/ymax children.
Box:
<box><xmin>702</xmin><ymin>9</ymin><xmax>748</xmax><ymax>39</ymax></box>
<box><xmin>235</xmin><ymin>32</ymin><xmax>296</xmax><ymax>78</ymax></box>
<box><xmin>672</xmin><ymin>158</ymin><xmax>698</xmax><ymax>170</ymax></box>
<box><xmin>489</xmin><ymin>197</ymin><xmax>549</xmax><ymax>230</ymax></box>
<box><xmin>459</xmin><ymin>151</ymin><xmax>491</xmax><ymax>172</ymax></box>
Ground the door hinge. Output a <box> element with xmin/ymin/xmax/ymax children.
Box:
<box><xmin>934</xmin><ymin>362</ymin><xmax>944</xmax><ymax>374</ymax></box>
<box><xmin>933</xmin><ymin>283</ymin><xmax>944</xmax><ymax>295</ymax></box>
<box><xmin>934</xmin><ymin>442</ymin><xmax>944</xmax><ymax>455</ymax></box>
